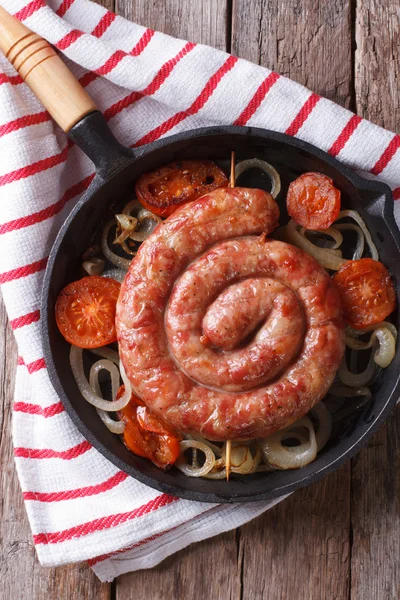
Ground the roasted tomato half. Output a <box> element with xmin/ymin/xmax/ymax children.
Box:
<box><xmin>135</xmin><ymin>160</ymin><xmax>228</xmax><ymax>217</ymax></box>
<box><xmin>333</xmin><ymin>258</ymin><xmax>396</xmax><ymax>329</ymax></box>
<box><xmin>55</xmin><ymin>276</ymin><xmax>121</xmax><ymax>348</ymax></box>
<box><xmin>287</xmin><ymin>172</ymin><xmax>341</xmax><ymax>230</ymax></box>
<box><xmin>117</xmin><ymin>386</ymin><xmax>181</xmax><ymax>469</ymax></box>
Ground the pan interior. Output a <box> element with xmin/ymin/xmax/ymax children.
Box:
<box><xmin>43</xmin><ymin>129</ymin><xmax>400</xmax><ymax>502</ymax></box>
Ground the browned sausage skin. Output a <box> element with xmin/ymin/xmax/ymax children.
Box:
<box><xmin>116</xmin><ymin>187</ymin><xmax>344</xmax><ymax>441</ymax></box>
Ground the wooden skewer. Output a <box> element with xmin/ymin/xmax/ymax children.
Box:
<box><xmin>225</xmin><ymin>440</ymin><xmax>232</xmax><ymax>481</ymax></box>
<box><xmin>229</xmin><ymin>150</ymin><xmax>236</xmax><ymax>188</ymax></box>
<box><xmin>226</xmin><ymin>149</ymin><xmax>235</xmax><ymax>481</ymax></box>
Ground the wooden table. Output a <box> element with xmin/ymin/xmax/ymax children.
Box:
<box><xmin>1</xmin><ymin>1</ymin><xmax>399</xmax><ymax>598</ymax></box>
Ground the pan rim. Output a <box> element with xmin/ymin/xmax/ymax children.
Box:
<box><xmin>41</xmin><ymin>125</ymin><xmax>400</xmax><ymax>503</ymax></box>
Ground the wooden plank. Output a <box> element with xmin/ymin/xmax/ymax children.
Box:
<box><xmin>115</xmin><ymin>0</ymin><xmax>228</xmax><ymax>49</ymax></box>
<box><xmin>232</xmin><ymin>0</ymin><xmax>353</xmax><ymax>108</ymax></box>
<box><xmin>350</xmin><ymin>410</ymin><xmax>400</xmax><ymax>599</ymax></box>
<box><xmin>355</xmin><ymin>0</ymin><xmax>400</xmax><ymax>131</ymax></box>
<box><xmin>116</xmin><ymin>531</ymin><xmax>241</xmax><ymax>600</ymax></box>
<box><xmin>238</xmin><ymin>468</ymin><xmax>351</xmax><ymax>600</ymax></box>
<box><xmin>0</xmin><ymin>295</ymin><xmax>111</xmax><ymax>600</ymax></box>
<box><xmin>351</xmin><ymin>2</ymin><xmax>400</xmax><ymax>598</ymax></box>
<box><xmin>230</xmin><ymin>2</ymin><xmax>353</xmax><ymax>599</ymax></box>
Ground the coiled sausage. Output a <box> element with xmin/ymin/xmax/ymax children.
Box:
<box><xmin>116</xmin><ymin>187</ymin><xmax>344</xmax><ymax>440</ymax></box>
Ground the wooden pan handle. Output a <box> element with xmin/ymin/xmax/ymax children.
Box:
<box><xmin>0</xmin><ymin>5</ymin><xmax>97</xmax><ymax>132</ymax></box>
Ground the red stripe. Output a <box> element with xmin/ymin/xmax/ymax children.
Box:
<box><xmin>143</xmin><ymin>42</ymin><xmax>196</xmax><ymax>95</ymax></box>
<box><xmin>233</xmin><ymin>72</ymin><xmax>280</xmax><ymax>126</ymax></box>
<box><xmin>10</xmin><ymin>309</ymin><xmax>40</xmax><ymax>330</ymax></box>
<box><xmin>135</xmin><ymin>55</ymin><xmax>238</xmax><ymax>147</ymax></box>
<box><xmin>131</xmin><ymin>28</ymin><xmax>155</xmax><ymax>56</ymax></box>
<box><xmin>0</xmin><ymin>111</ymin><xmax>50</xmax><ymax>138</ymax></box>
<box><xmin>49</xmin><ymin>12</ymin><xmax>116</xmax><ymax>53</ymax></box>
<box><xmin>103</xmin><ymin>91</ymin><xmax>141</xmax><ymax>122</ymax></box>
<box><xmin>103</xmin><ymin>41</ymin><xmax>195</xmax><ymax>122</ymax></box>
<box><xmin>56</xmin><ymin>29</ymin><xmax>84</xmax><ymax>51</ymax></box>
<box><xmin>0</xmin><ymin>144</ymin><xmax>69</xmax><ymax>187</ymax></box>
<box><xmin>393</xmin><ymin>187</ymin><xmax>400</xmax><ymax>200</ymax></box>
<box><xmin>14</xmin><ymin>401</ymin><xmax>64</xmax><ymax>417</ymax></box>
<box><xmin>0</xmin><ymin>257</ymin><xmax>48</xmax><ymax>284</ymax></box>
<box><xmin>0</xmin><ymin>73</ymin><xmax>23</xmax><ymax>86</ymax></box>
<box><xmin>26</xmin><ymin>358</ymin><xmax>46</xmax><ymax>373</ymax></box>
<box><xmin>370</xmin><ymin>135</ymin><xmax>400</xmax><ymax>176</ymax></box>
<box><xmin>56</xmin><ymin>0</ymin><xmax>75</xmax><ymax>17</ymax></box>
<box><xmin>78</xmin><ymin>50</ymin><xmax>126</xmax><ymax>87</ymax></box>
<box><xmin>17</xmin><ymin>356</ymin><xmax>47</xmax><ymax>373</ymax></box>
<box><xmin>33</xmin><ymin>494</ymin><xmax>177</xmax><ymax>544</ymax></box>
<box><xmin>78</xmin><ymin>29</ymin><xmax>155</xmax><ymax>88</ymax></box>
<box><xmin>328</xmin><ymin>115</ymin><xmax>363</xmax><ymax>157</ymax></box>
<box><xmin>15</xmin><ymin>440</ymin><xmax>91</xmax><ymax>460</ymax></box>
<box><xmin>91</xmin><ymin>11</ymin><xmax>117</xmax><ymax>38</ymax></box>
<box><xmin>285</xmin><ymin>93</ymin><xmax>321</xmax><ymax>137</ymax></box>
<box><xmin>0</xmin><ymin>174</ymin><xmax>94</xmax><ymax>235</ymax></box>
<box><xmin>24</xmin><ymin>471</ymin><xmax>128</xmax><ymax>502</ymax></box>
<box><xmin>14</xmin><ymin>0</ymin><xmax>45</xmax><ymax>21</ymax></box>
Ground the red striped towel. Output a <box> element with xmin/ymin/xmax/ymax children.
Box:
<box><xmin>1</xmin><ymin>0</ymin><xmax>399</xmax><ymax>582</ymax></box>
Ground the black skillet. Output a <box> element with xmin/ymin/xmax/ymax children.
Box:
<box><xmin>2</xmin><ymin>8</ymin><xmax>399</xmax><ymax>503</ymax></box>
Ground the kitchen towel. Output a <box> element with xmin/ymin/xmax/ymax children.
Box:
<box><xmin>0</xmin><ymin>0</ymin><xmax>399</xmax><ymax>583</ymax></box>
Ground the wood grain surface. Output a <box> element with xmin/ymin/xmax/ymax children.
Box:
<box><xmin>350</xmin><ymin>2</ymin><xmax>400</xmax><ymax>598</ymax></box>
<box><xmin>0</xmin><ymin>0</ymin><xmax>399</xmax><ymax>598</ymax></box>
<box><xmin>232</xmin><ymin>0</ymin><xmax>353</xmax><ymax>108</ymax></box>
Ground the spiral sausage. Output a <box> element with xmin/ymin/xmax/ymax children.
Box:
<box><xmin>116</xmin><ymin>187</ymin><xmax>344</xmax><ymax>441</ymax></box>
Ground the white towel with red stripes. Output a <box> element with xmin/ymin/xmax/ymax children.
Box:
<box><xmin>1</xmin><ymin>0</ymin><xmax>399</xmax><ymax>583</ymax></box>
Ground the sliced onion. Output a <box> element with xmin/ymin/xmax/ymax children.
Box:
<box><xmin>187</xmin><ymin>435</ymin><xmax>222</xmax><ymax>457</ymax></box>
<box><xmin>260</xmin><ymin>416</ymin><xmax>317</xmax><ymax>469</ymax></box>
<box><xmin>90</xmin><ymin>346</ymin><xmax>120</xmax><ymax>365</ymax></box>
<box><xmin>102</xmin><ymin>267</ymin><xmax>126</xmax><ymax>283</ymax></box>
<box><xmin>303</xmin><ymin>226</ymin><xmax>343</xmax><ymax>250</ymax></box>
<box><xmin>70</xmin><ymin>345</ymin><xmax>131</xmax><ymax>411</ymax></box>
<box><xmin>310</xmin><ymin>402</ymin><xmax>332</xmax><ymax>451</ymax></box>
<box><xmin>338</xmin><ymin>351</ymin><xmax>379</xmax><ymax>387</ymax></box>
<box><xmin>235</xmin><ymin>158</ymin><xmax>281</xmax><ymax>199</ymax></box>
<box><xmin>83</xmin><ymin>257</ymin><xmax>105</xmax><ymax>276</ymax></box>
<box><xmin>89</xmin><ymin>359</ymin><xmax>120</xmax><ymax>399</ymax></box>
<box><xmin>129</xmin><ymin>209</ymin><xmax>162</xmax><ymax>242</ymax></box>
<box><xmin>345</xmin><ymin>326</ymin><xmax>396</xmax><ymax>368</ymax></box>
<box><xmin>284</xmin><ymin>220</ymin><xmax>348</xmax><ymax>270</ymax></box>
<box><xmin>222</xmin><ymin>443</ymin><xmax>256</xmax><ymax>474</ymax></box>
<box><xmin>204</xmin><ymin>458</ymin><xmax>227</xmax><ymax>479</ymax></box>
<box><xmin>337</xmin><ymin>210</ymin><xmax>379</xmax><ymax>260</ymax></box>
<box><xmin>96</xmin><ymin>409</ymin><xmax>125</xmax><ymax>434</ymax></box>
<box><xmin>114</xmin><ymin>214</ymin><xmax>138</xmax><ymax>244</ymax></box>
<box><xmin>122</xmin><ymin>199</ymin><xmax>143</xmax><ymax>216</ymax></box>
<box><xmin>175</xmin><ymin>440</ymin><xmax>215</xmax><ymax>477</ymax></box>
<box><xmin>116</xmin><ymin>214</ymin><xmax>138</xmax><ymax>230</ymax></box>
<box><xmin>335</xmin><ymin>223</ymin><xmax>364</xmax><ymax>260</ymax></box>
<box><xmin>101</xmin><ymin>220</ymin><xmax>132</xmax><ymax>270</ymax></box>
<box><xmin>204</xmin><ymin>448</ymin><xmax>260</xmax><ymax>479</ymax></box>
<box><xmin>89</xmin><ymin>359</ymin><xmax>125</xmax><ymax>434</ymax></box>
